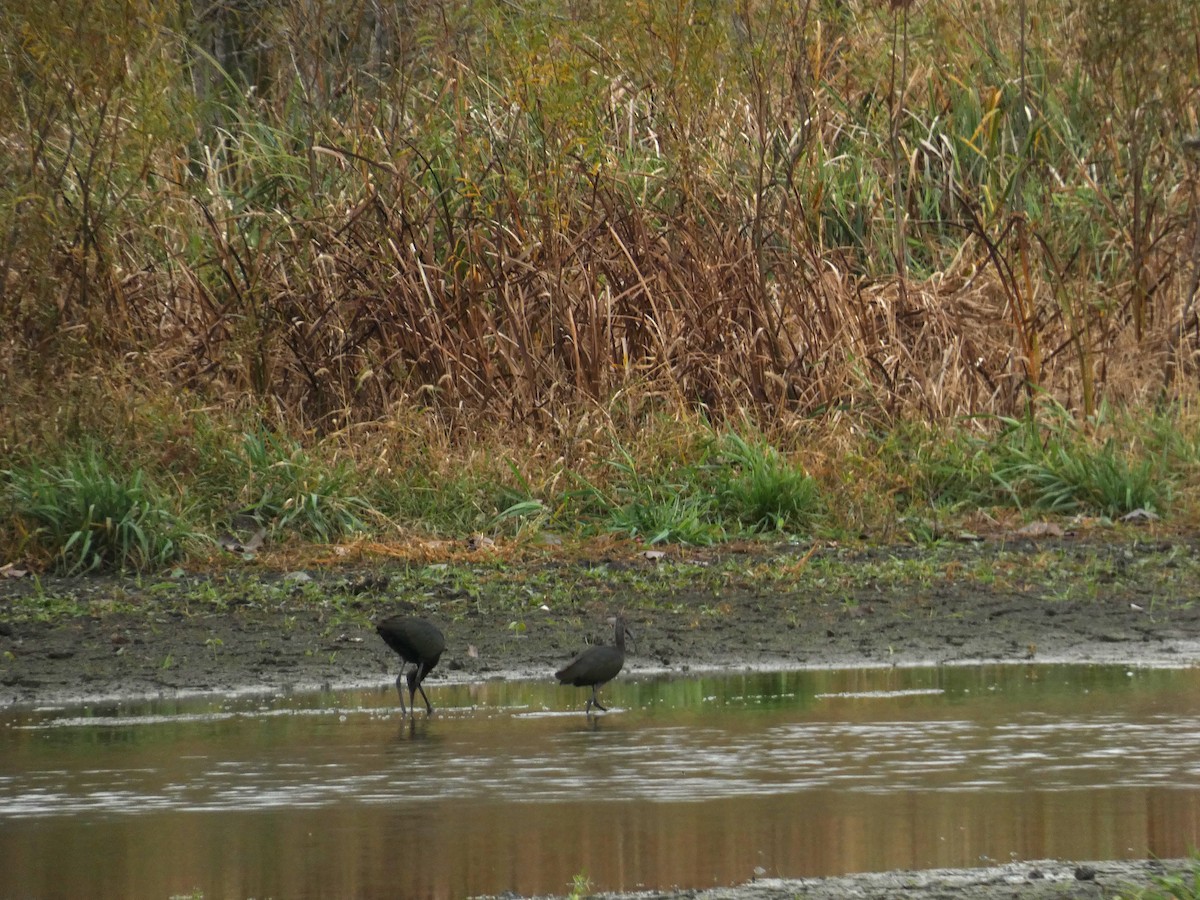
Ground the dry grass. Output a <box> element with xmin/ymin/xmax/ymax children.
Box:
<box><xmin>2</xmin><ymin>0</ymin><xmax>1199</xmax><ymax>458</ymax></box>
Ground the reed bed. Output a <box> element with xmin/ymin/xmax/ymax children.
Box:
<box><xmin>2</xmin><ymin>0</ymin><xmax>1199</xmax><ymax>567</ymax></box>
<box><xmin>2</xmin><ymin>0</ymin><xmax>1195</xmax><ymax>425</ymax></box>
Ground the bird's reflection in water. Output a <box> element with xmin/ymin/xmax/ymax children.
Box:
<box><xmin>572</xmin><ymin>706</ymin><xmax>632</xmax><ymax>733</ymax></box>
<box><xmin>387</xmin><ymin>716</ymin><xmax>438</xmax><ymax>743</ymax></box>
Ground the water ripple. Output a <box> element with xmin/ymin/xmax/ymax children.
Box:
<box><xmin>4</xmin><ymin>669</ymin><xmax>1200</xmax><ymax>817</ymax></box>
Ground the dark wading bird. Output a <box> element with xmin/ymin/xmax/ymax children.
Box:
<box><xmin>376</xmin><ymin>615</ymin><xmax>445</xmax><ymax>716</ymax></box>
<box><xmin>555</xmin><ymin>616</ymin><xmax>632</xmax><ymax>714</ymax></box>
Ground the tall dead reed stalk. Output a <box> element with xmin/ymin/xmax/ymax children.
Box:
<box><xmin>1</xmin><ymin>0</ymin><xmax>1197</xmax><ymax>445</ymax></box>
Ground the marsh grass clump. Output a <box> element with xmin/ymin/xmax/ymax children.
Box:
<box><xmin>577</xmin><ymin>447</ymin><xmax>725</xmax><ymax>546</ymax></box>
<box><xmin>874</xmin><ymin>422</ymin><xmax>995</xmax><ymax>514</ymax></box>
<box><xmin>991</xmin><ymin>435</ymin><xmax>1167</xmax><ymax>518</ymax></box>
<box><xmin>1118</xmin><ymin>855</ymin><xmax>1200</xmax><ymax>900</ymax></box>
<box><xmin>567</xmin><ymin>870</ymin><xmax>593</xmax><ymax>900</ymax></box>
<box><xmin>714</xmin><ymin>432</ymin><xmax>821</xmax><ymax>534</ymax></box>
<box><xmin>222</xmin><ymin>430</ymin><xmax>374</xmax><ymax>542</ymax></box>
<box><xmin>983</xmin><ymin>404</ymin><xmax>1172</xmax><ymax>517</ymax></box>
<box><xmin>3</xmin><ymin>449</ymin><xmax>198</xmax><ymax>574</ymax></box>
<box><xmin>557</xmin><ymin>429</ymin><xmax>821</xmax><ymax>544</ymax></box>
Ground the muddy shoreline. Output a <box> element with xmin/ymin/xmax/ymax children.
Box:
<box><xmin>515</xmin><ymin>858</ymin><xmax>1198</xmax><ymax>900</ymax></box>
<box><xmin>3</xmin><ymin>535</ymin><xmax>1199</xmax><ymax>898</ymax></box>
<box><xmin>4</xmin><ymin>535</ymin><xmax>1200</xmax><ymax>708</ymax></box>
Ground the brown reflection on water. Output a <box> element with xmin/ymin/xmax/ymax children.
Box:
<box><xmin>3</xmin><ymin>665</ymin><xmax>1200</xmax><ymax>899</ymax></box>
<box><xmin>4</xmin><ymin>787</ymin><xmax>1200</xmax><ymax>898</ymax></box>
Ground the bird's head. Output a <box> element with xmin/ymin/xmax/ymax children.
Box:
<box><xmin>610</xmin><ymin>615</ymin><xmax>635</xmax><ymax>653</ymax></box>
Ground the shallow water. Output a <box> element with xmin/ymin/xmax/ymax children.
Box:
<box><xmin>3</xmin><ymin>664</ymin><xmax>1200</xmax><ymax>899</ymax></box>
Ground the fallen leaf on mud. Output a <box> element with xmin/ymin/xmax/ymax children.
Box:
<box><xmin>467</xmin><ymin>534</ymin><xmax>496</xmax><ymax>551</ymax></box>
<box><xmin>0</xmin><ymin>563</ymin><xmax>30</xmax><ymax>579</ymax></box>
<box><xmin>217</xmin><ymin>527</ymin><xmax>267</xmax><ymax>555</ymax></box>
<box><xmin>641</xmin><ymin>550</ymin><xmax>666</xmax><ymax>563</ymax></box>
<box><xmin>467</xmin><ymin>645</ymin><xmax>479</xmax><ymax>658</ymax></box>
<box><xmin>1120</xmin><ymin>508</ymin><xmax>1160</xmax><ymax>524</ymax></box>
<box><xmin>1015</xmin><ymin>521</ymin><xmax>1064</xmax><ymax>538</ymax></box>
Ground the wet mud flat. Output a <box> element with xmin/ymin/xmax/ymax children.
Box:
<box><xmin>3</xmin><ymin>534</ymin><xmax>1199</xmax><ymax>707</ymax></box>
<box><xmin>531</xmin><ymin>859</ymin><xmax>1195</xmax><ymax>900</ymax></box>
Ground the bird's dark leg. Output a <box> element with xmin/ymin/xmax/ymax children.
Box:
<box><xmin>588</xmin><ymin>684</ymin><xmax>608</xmax><ymax>713</ymax></box>
<box><xmin>407</xmin><ymin>665</ymin><xmax>435</xmax><ymax>716</ymax></box>
<box><xmin>395</xmin><ymin>671</ymin><xmax>409</xmax><ymax>716</ymax></box>
<box><xmin>406</xmin><ymin>669</ymin><xmax>418</xmax><ymax>715</ymax></box>
<box><xmin>415</xmin><ymin>681</ymin><xmax>434</xmax><ymax>715</ymax></box>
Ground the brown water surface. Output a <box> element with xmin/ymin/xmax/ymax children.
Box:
<box><xmin>3</xmin><ymin>664</ymin><xmax>1200</xmax><ymax>899</ymax></box>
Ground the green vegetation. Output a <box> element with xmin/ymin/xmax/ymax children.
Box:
<box><xmin>0</xmin><ymin>401</ymin><xmax>1193</xmax><ymax>572</ymax></box>
<box><xmin>6</xmin><ymin>530</ymin><xmax>1191</xmax><ymax>628</ymax></box>
<box><xmin>221</xmin><ymin>430</ymin><xmax>373</xmax><ymax>540</ymax></box>
<box><xmin>3</xmin><ymin>448</ymin><xmax>199</xmax><ymax>574</ymax></box>
<box><xmin>2</xmin><ymin>0</ymin><xmax>1199</xmax><ymax>573</ymax></box>
<box><xmin>1119</xmin><ymin>855</ymin><xmax>1200</xmax><ymax>900</ymax></box>
<box><xmin>567</xmin><ymin>870</ymin><xmax>593</xmax><ymax>900</ymax></box>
